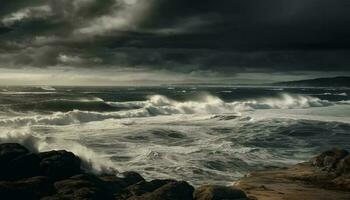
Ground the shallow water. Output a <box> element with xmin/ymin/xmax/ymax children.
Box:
<box><xmin>0</xmin><ymin>86</ymin><xmax>349</xmax><ymax>185</ymax></box>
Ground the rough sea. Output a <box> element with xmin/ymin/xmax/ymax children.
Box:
<box><xmin>0</xmin><ymin>85</ymin><xmax>349</xmax><ymax>186</ymax></box>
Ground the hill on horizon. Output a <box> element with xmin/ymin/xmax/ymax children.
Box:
<box><xmin>274</xmin><ymin>76</ymin><xmax>350</xmax><ymax>87</ymax></box>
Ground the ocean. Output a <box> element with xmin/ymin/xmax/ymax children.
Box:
<box><xmin>0</xmin><ymin>85</ymin><xmax>349</xmax><ymax>186</ymax></box>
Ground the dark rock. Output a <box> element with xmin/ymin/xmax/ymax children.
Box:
<box><xmin>38</xmin><ymin>150</ymin><xmax>82</xmax><ymax>180</ymax></box>
<box><xmin>0</xmin><ymin>176</ymin><xmax>54</xmax><ymax>200</ymax></box>
<box><xmin>0</xmin><ymin>143</ymin><xmax>29</xmax><ymax>164</ymax></box>
<box><xmin>336</xmin><ymin>155</ymin><xmax>350</xmax><ymax>176</ymax></box>
<box><xmin>6</xmin><ymin>153</ymin><xmax>41</xmax><ymax>180</ymax></box>
<box><xmin>99</xmin><ymin>175</ymin><xmax>127</xmax><ymax>194</ymax></box>
<box><xmin>332</xmin><ymin>176</ymin><xmax>350</xmax><ymax>190</ymax></box>
<box><xmin>43</xmin><ymin>174</ymin><xmax>114</xmax><ymax>200</ymax></box>
<box><xmin>311</xmin><ymin>148</ymin><xmax>349</xmax><ymax>171</ymax></box>
<box><xmin>116</xmin><ymin>179</ymin><xmax>173</xmax><ymax>199</ymax></box>
<box><xmin>194</xmin><ymin>185</ymin><xmax>247</xmax><ymax>200</ymax></box>
<box><xmin>121</xmin><ymin>171</ymin><xmax>145</xmax><ymax>186</ymax></box>
<box><xmin>127</xmin><ymin>179</ymin><xmax>173</xmax><ymax>195</ymax></box>
<box><xmin>0</xmin><ymin>143</ymin><xmax>36</xmax><ymax>180</ymax></box>
<box><xmin>128</xmin><ymin>180</ymin><xmax>194</xmax><ymax>200</ymax></box>
<box><xmin>99</xmin><ymin>172</ymin><xmax>145</xmax><ymax>193</ymax></box>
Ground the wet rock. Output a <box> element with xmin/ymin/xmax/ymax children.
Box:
<box><xmin>0</xmin><ymin>143</ymin><xmax>29</xmax><ymax>164</ymax></box>
<box><xmin>0</xmin><ymin>143</ymin><xmax>30</xmax><ymax>177</ymax></box>
<box><xmin>99</xmin><ymin>175</ymin><xmax>126</xmax><ymax>194</ymax></box>
<box><xmin>121</xmin><ymin>171</ymin><xmax>145</xmax><ymax>186</ymax></box>
<box><xmin>336</xmin><ymin>155</ymin><xmax>350</xmax><ymax>176</ymax></box>
<box><xmin>128</xmin><ymin>180</ymin><xmax>194</xmax><ymax>200</ymax></box>
<box><xmin>116</xmin><ymin>179</ymin><xmax>173</xmax><ymax>199</ymax></box>
<box><xmin>194</xmin><ymin>185</ymin><xmax>248</xmax><ymax>200</ymax></box>
<box><xmin>0</xmin><ymin>144</ymin><xmax>37</xmax><ymax>180</ymax></box>
<box><xmin>43</xmin><ymin>174</ymin><xmax>114</xmax><ymax>200</ymax></box>
<box><xmin>332</xmin><ymin>176</ymin><xmax>350</xmax><ymax>190</ymax></box>
<box><xmin>311</xmin><ymin>148</ymin><xmax>349</xmax><ymax>171</ymax></box>
<box><xmin>38</xmin><ymin>150</ymin><xmax>82</xmax><ymax>180</ymax></box>
<box><xmin>99</xmin><ymin>172</ymin><xmax>145</xmax><ymax>195</ymax></box>
<box><xmin>0</xmin><ymin>176</ymin><xmax>54</xmax><ymax>200</ymax></box>
<box><xmin>6</xmin><ymin>153</ymin><xmax>41</xmax><ymax>180</ymax></box>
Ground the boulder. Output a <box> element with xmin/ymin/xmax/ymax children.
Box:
<box><xmin>0</xmin><ymin>143</ymin><xmax>29</xmax><ymax>164</ymax></box>
<box><xmin>116</xmin><ymin>179</ymin><xmax>173</xmax><ymax>199</ymax></box>
<box><xmin>121</xmin><ymin>171</ymin><xmax>145</xmax><ymax>186</ymax></box>
<box><xmin>6</xmin><ymin>153</ymin><xmax>41</xmax><ymax>180</ymax></box>
<box><xmin>336</xmin><ymin>155</ymin><xmax>350</xmax><ymax>176</ymax></box>
<box><xmin>38</xmin><ymin>150</ymin><xmax>82</xmax><ymax>180</ymax></box>
<box><xmin>0</xmin><ymin>143</ymin><xmax>38</xmax><ymax>180</ymax></box>
<box><xmin>0</xmin><ymin>176</ymin><xmax>54</xmax><ymax>200</ymax></box>
<box><xmin>332</xmin><ymin>176</ymin><xmax>350</xmax><ymax>190</ymax></box>
<box><xmin>128</xmin><ymin>180</ymin><xmax>194</xmax><ymax>200</ymax></box>
<box><xmin>194</xmin><ymin>185</ymin><xmax>247</xmax><ymax>200</ymax></box>
<box><xmin>43</xmin><ymin>174</ymin><xmax>115</xmax><ymax>200</ymax></box>
<box><xmin>311</xmin><ymin>148</ymin><xmax>349</xmax><ymax>171</ymax></box>
<box><xmin>99</xmin><ymin>172</ymin><xmax>145</xmax><ymax>195</ymax></box>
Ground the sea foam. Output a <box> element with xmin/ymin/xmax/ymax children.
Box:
<box><xmin>0</xmin><ymin>93</ymin><xmax>334</xmax><ymax>126</ymax></box>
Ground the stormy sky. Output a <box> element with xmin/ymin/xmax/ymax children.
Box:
<box><xmin>0</xmin><ymin>0</ymin><xmax>350</xmax><ymax>85</ymax></box>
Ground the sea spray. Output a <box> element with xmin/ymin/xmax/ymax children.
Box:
<box><xmin>0</xmin><ymin>93</ymin><xmax>334</xmax><ymax>126</ymax></box>
<box><xmin>0</xmin><ymin>127</ymin><xmax>116</xmax><ymax>174</ymax></box>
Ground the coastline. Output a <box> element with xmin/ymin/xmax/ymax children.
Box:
<box><xmin>236</xmin><ymin>162</ymin><xmax>350</xmax><ymax>200</ymax></box>
<box><xmin>236</xmin><ymin>148</ymin><xmax>350</xmax><ymax>200</ymax></box>
<box><xmin>0</xmin><ymin>143</ymin><xmax>349</xmax><ymax>200</ymax></box>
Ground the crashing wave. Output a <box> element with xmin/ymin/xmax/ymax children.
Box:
<box><xmin>0</xmin><ymin>93</ymin><xmax>335</xmax><ymax>126</ymax></box>
<box><xmin>142</xmin><ymin>93</ymin><xmax>333</xmax><ymax>115</ymax></box>
<box><xmin>0</xmin><ymin>109</ymin><xmax>150</xmax><ymax>126</ymax></box>
<box><xmin>0</xmin><ymin>128</ymin><xmax>115</xmax><ymax>174</ymax></box>
<box><xmin>0</xmin><ymin>91</ymin><xmax>56</xmax><ymax>95</ymax></box>
<box><xmin>40</xmin><ymin>86</ymin><xmax>56</xmax><ymax>91</ymax></box>
<box><xmin>11</xmin><ymin>97</ymin><xmax>119</xmax><ymax>112</ymax></box>
<box><xmin>338</xmin><ymin>100</ymin><xmax>350</xmax><ymax>105</ymax></box>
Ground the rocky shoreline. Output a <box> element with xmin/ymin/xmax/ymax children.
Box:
<box><xmin>237</xmin><ymin>148</ymin><xmax>350</xmax><ymax>200</ymax></box>
<box><xmin>0</xmin><ymin>143</ymin><xmax>349</xmax><ymax>200</ymax></box>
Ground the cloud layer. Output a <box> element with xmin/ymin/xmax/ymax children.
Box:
<box><xmin>0</xmin><ymin>0</ymin><xmax>350</xmax><ymax>84</ymax></box>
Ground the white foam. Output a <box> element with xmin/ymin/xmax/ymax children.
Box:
<box><xmin>143</xmin><ymin>93</ymin><xmax>333</xmax><ymax>115</ymax></box>
<box><xmin>0</xmin><ymin>127</ymin><xmax>115</xmax><ymax>174</ymax></box>
<box><xmin>0</xmin><ymin>93</ymin><xmax>335</xmax><ymax>126</ymax></box>
<box><xmin>47</xmin><ymin>97</ymin><xmax>104</xmax><ymax>103</ymax></box>
<box><xmin>40</xmin><ymin>86</ymin><xmax>56</xmax><ymax>91</ymax></box>
<box><xmin>0</xmin><ymin>109</ymin><xmax>150</xmax><ymax>126</ymax></box>
<box><xmin>338</xmin><ymin>100</ymin><xmax>350</xmax><ymax>105</ymax></box>
<box><xmin>337</xmin><ymin>92</ymin><xmax>348</xmax><ymax>96</ymax></box>
<box><xmin>0</xmin><ymin>92</ymin><xmax>56</xmax><ymax>95</ymax></box>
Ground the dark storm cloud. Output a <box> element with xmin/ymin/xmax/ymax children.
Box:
<box><xmin>0</xmin><ymin>0</ymin><xmax>350</xmax><ymax>74</ymax></box>
<box><xmin>137</xmin><ymin>0</ymin><xmax>350</xmax><ymax>49</ymax></box>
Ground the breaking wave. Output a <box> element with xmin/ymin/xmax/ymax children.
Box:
<box><xmin>0</xmin><ymin>93</ymin><xmax>335</xmax><ymax>126</ymax></box>
<box><xmin>0</xmin><ymin>128</ymin><xmax>115</xmax><ymax>174</ymax></box>
<box><xmin>142</xmin><ymin>93</ymin><xmax>332</xmax><ymax>114</ymax></box>
<box><xmin>0</xmin><ymin>109</ymin><xmax>150</xmax><ymax>126</ymax></box>
<box><xmin>39</xmin><ymin>86</ymin><xmax>56</xmax><ymax>91</ymax></box>
<box><xmin>9</xmin><ymin>97</ymin><xmax>122</xmax><ymax>112</ymax></box>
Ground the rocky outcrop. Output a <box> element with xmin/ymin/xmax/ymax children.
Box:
<box><xmin>236</xmin><ymin>149</ymin><xmax>350</xmax><ymax>200</ymax></box>
<box><xmin>311</xmin><ymin>148</ymin><xmax>349</xmax><ymax>173</ymax></box>
<box><xmin>38</xmin><ymin>150</ymin><xmax>81</xmax><ymax>180</ymax></box>
<box><xmin>0</xmin><ymin>143</ymin><xmax>33</xmax><ymax>180</ymax></box>
<box><xmin>0</xmin><ymin>143</ymin><xmax>248</xmax><ymax>200</ymax></box>
<box><xmin>2</xmin><ymin>143</ymin><xmax>350</xmax><ymax>200</ymax></box>
<box><xmin>0</xmin><ymin>176</ymin><xmax>54</xmax><ymax>200</ymax></box>
<box><xmin>337</xmin><ymin>155</ymin><xmax>350</xmax><ymax>176</ymax></box>
<box><xmin>194</xmin><ymin>185</ymin><xmax>247</xmax><ymax>200</ymax></box>
<box><xmin>43</xmin><ymin>174</ymin><xmax>115</xmax><ymax>200</ymax></box>
<box><xmin>127</xmin><ymin>181</ymin><xmax>194</xmax><ymax>200</ymax></box>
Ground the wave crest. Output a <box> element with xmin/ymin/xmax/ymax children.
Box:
<box><xmin>143</xmin><ymin>93</ymin><xmax>332</xmax><ymax>115</ymax></box>
<box><xmin>0</xmin><ymin>128</ymin><xmax>115</xmax><ymax>174</ymax></box>
<box><xmin>0</xmin><ymin>93</ymin><xmax>334</xmax><ymax>126</ymax></box>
